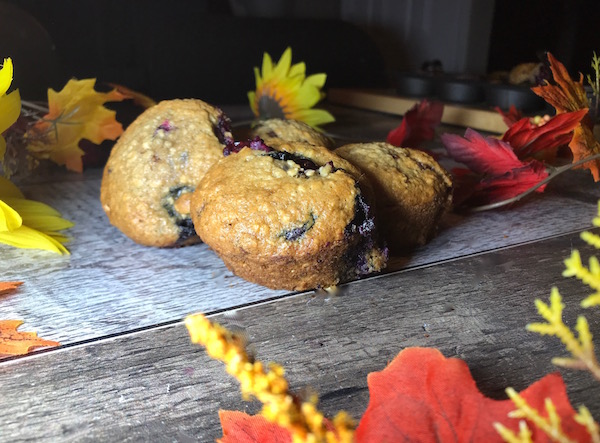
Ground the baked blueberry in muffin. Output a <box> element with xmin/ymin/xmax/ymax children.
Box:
<box><xmin>191</xmin><ymin>140</ymin><xmax>387</xmax><ymax>290</ymax></box>
<box><xmin>100</xmin><ymin>99</ymin><xmax>233</xmax><ymax>247</ymax></box>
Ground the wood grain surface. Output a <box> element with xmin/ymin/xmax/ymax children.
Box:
<box><xmin>1</xmin><ymin>104</ymin><xmax>600</xmax><ymax>345</ymax></box>
<box><xmin>1</xmin><ymin>230</ymin><xmax>598</xmax><ymax>442</ymax></box>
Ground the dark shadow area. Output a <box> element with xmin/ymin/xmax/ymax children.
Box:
<box><xmin>488</xmin><ymin>0</ymin><xmax>600</xmax><ymax>76</ymax></box>
<box><xmin>1</xmin><ymin>0</ymin><xmax>389</xmax><ymax>103</ymax></box>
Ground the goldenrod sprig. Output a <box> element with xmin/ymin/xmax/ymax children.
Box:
<box><xmin>501</xmin><ymin>389</ymin><xmax>576</xmax><ymax>443</ymax></box>
<box><xmin>527</xmin><ymin>288</ymin><xmax>600</xmax><ymax>380</ymax></box>
<box><xmin>495</xmin><ymin>391</ymin><xmax>600</xmax><ymax>443</ymax></box>
<box><xmin>494</xmin><ymin>419</ymin><xmax>534</xmax><ymax>443</ymax></box>
<box><xmin>565</xmin><ymin>233</ymin><xmax>600</xmax><ymax>307</ymax></box>
<box><xmin>587</xmin><ymin>51</ymin><xmax>600</xmax><ymax>120</ymax></box>
<box><xmin>575</xmin><ymin>406</ymin><xmax>600</xmax><ymax>443</ymax></box>
<box><xmin>185</xmin><ymin>313</ymin><xmax>355</xmax><ymax>443</ymax></box>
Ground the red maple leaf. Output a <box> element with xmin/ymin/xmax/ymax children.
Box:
<box><xmin>496</xmin><ymin>104</ymin><xmax>523</xmax><ymax>127</ymax></box>
<box><xmin>218</xmin><ymin>410</ymin><xmax>291</xmax><ymax>443</ymax></box>
<box><xmin>502</xmin><ymin>109</ymin><xmax>587</xmax><ymax>159</ymax></box>
<box><xmin>387</xmin><ymin>99</ymin><xmax>444</xmax><ymax>148</ymax></box>
<box><xmin>355</xmin><ymin>347</ymin><xmax>590</xmax><ymax>442</ymax></box>
<box><xmin>474</xmin><ymin>161</ymin><xmax>549</xmax><ymax>204</ymax></box>
<box><xmin>441</xmin><ymin>129</ymin><xmax>549</xmax><ymax>205</ymax></box>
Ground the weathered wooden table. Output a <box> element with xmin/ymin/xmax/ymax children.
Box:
<box><xmin>1</xmin><ymin>104</ymin><xmax>599</xmax><ymax>442</ymax></box>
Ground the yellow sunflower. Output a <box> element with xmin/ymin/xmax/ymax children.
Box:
<box><xmin>0</xmin><ymin>57</ymin><xmax>21</xmax><ymax>161</ymax></box>
<box><xmin>0</xmin><ymin>176</ymin><xmax>74</xmax><ymax>254</ymax></box>
<box><xmin>248</xmin><ymin>47</ymin><xmax>335</xmax><ymax>128</ymax></box>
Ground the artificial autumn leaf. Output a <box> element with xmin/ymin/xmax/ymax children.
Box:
<box><xmin>474</xmin><ymin>162</ymin><xmax>549</xmax><ymax>203</ymax></box>
<box><xmin>0</xmin><ymin>281</ymin><xmax>23</xmax><ymax>295</ymax></box>
<box><xmin>530</xmin><ymin>53</ymin><xmax>600</xmax><ymax>180</ymax></box>
<box><xmin>441</xmin><ymin>129</ymin><xmax>549</xmax><ymax>205</ymax></box>
<box><xmin>442</xmin><ymin>128</ymin><xmax>542</xmax><ymax>176</ymax></box>
<box><xmin>496</xmin><ymin>105</ymin><xmax>523</xmax><ymax>127</ymax></box>
<box><xmin>108</xmin><ymin>82</ymin><xmax>156</xmax><ymax>109</ymax></box>
<box><xmin>0</xmin><ymin>319</ymin><xmax>60</xmax><ymax>355</ymax></box>
<box><xmin>387</xmin><ymin>99</ymin><xmax>444</xmax><ymax>148</ymax></box>
<box><xmin>355</xmin><ymin>347</ymin><xmax>590</xmax><ymax>442</ymax></box>
<box><xmin>27</xmin><ymin>78</ymin><xmax>128</xmax><ymax>172</ymax></box>
<box><xmin>502</xmin><ymin>109</ymin><xmax>587</xmax><ymax>159</ymax></box>
<box><xmin>218</xmin><ymin>410</ymin><xmax>292</xmax><ymax>443</ymax></box>
<box><xmin>569</xmin><ymin>121</ymin><xmax>600</xmax><ymax>181</ymax></box>
<box><xmin>531</xmin><ymin>53</ymin><xmax>590</xmax><ymax>116</ymax></box>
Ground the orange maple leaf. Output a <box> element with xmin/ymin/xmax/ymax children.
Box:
<box><xmin>108</xmin><ymin>82</ymin><xmax>157</xmax><ymax>109</ymax></box>
<box><xmin>531</xmin><ymin>52</ymin><xmax>600</xmax><ymax>180</ymax></box>
<box><xmin>531</xmin><ymin>53</ymin><xmax>590</xmax><ymax>115</ymax></box>
<box><xmin>0</xmin><ymin>281</ymin><xmax>23</xmax><ymax>295</ymax></box>
<box><xmin>0</xmin><ymin>319</ymin><xmax>60</xmax><ymax>356</ymax></box>
<box><xmin>569</xmin><ymin>123</ymin><xmax>600</xmax><ymax>181</ymax></box>
<box><xmin>28</xmin><ymin>78</ymin><xmax>128</xmax><ymax>172</ymax></box>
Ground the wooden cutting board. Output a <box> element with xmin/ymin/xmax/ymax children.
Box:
<box><xmin>327</xmin><ymin>89</ymin><xmax>507</xmax><ymax>134</ymax></box>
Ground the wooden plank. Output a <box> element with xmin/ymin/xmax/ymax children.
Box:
<box><xmin>1</xmin><ymin>164</ymin><xmax>599</xmax><ymax>346</ymax></box>
<box><xmin>327</xmin><ymin>89</ymin><xmax>507</xmax><ymax>133</ymax></box>
<box><xmin>1</xmin><ymin>231</ymin><xmax>599</xmax><ymax>441</ymax></box>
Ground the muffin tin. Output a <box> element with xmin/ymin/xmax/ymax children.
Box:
<box><xmin>395</xmin><ymin>71</ymin><xmax>546</xmax><ymax>112</ymax></box>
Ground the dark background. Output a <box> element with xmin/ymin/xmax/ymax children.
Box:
<box><xmin>0</xmin><ymin>0</ymin><xmax>387</xmax><ymax>102</ymax></box>
<box><xmin>2</xmin><ymin>0</ymin><xmax>600</xmax><ymax>103</ymax></box>
<box><xmin>488</xmin><ymin>0</ymin><xmax>600</xmax><ymax>77</ymax></box>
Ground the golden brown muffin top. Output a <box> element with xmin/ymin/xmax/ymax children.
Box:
<box><xmin>192</xmin><ymin>145</ymin><xmax>359</xmax><ymax>259</ymax></box>
<box><xmin>251</xmin><ymin>118</ymin><xmax>334</xmax><ymax>149</ymax></box>
<box><xmin>101</xmin><ymin>99</ymin><xmax>229</xmax><ymax>247</ymax></box>
<box><xmin>335</xmin><ymin>142</ymin><xmax>452</xmax><ymax>211</ymax></box>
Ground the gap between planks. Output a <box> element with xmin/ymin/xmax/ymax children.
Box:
<box><xmin>0</xmin><ymin>225</ymin><xmax>590</xmax><ymax>366</ymax></box>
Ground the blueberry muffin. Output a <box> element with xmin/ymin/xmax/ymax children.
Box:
<box><xmin>191</xmin><ymin>140</ymin><xmax>387</xmax><ymax>290</ymax></box>
<box><xmin>508</xmin><ymin>62</ymin><xmax>542</xmax><ymax>85</ymax></box>
<box><xmin>335</xmin><ymin>142</ymin><xmax>452</xmax><ymax>252</ymax></box>
<box><xmin>100</xmin><ymin>99</ymin><xmax>233</xmax><ymax>247</ymax></box>
<box><xmin>251</xmin><ymin>118</ymin><xmax>334</xmax><ymax>148</ymax></box>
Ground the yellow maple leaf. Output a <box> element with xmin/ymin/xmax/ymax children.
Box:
<box><xmin>27</xmin><ymin>78</ymin><xmax>128</xmax><ymax>172</ymax></box>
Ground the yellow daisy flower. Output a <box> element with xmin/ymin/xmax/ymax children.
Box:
<box><xmin>0</xmin><ymin>177</ymin><xmax>74</xmax><ymax>254</ymax></box>
<box><xmin>0</xmin><ymin>57</ymin><xmax>22</xmax><ymax>161</ymax></box>
<box><xmin>248</xmin><ymin>47</ymin><xmax>335</xmax><ymax>128</ymax></box>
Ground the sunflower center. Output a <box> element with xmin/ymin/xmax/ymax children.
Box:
<box><xmin>258</xmin><ymin>95</ymin><xmax>287</xmax><ymax>120</ymax></box>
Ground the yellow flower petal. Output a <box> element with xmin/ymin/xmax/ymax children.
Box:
<box><xmin>4</xmin><ymin>198</ymin><xmax>74</xmax><ymax>232</ymax></box>
<box><xmin>303</xmin><ymin>73</ymin><xmax>327</xmax><ymax>89</ymax></box>
<box><xmin>288</xmin><ymin>61</ymin><xmax>306</xmax><ymax>78</ymax></box>
<box><xmin>0</xmin><ymin>180</ymin><xmax>73</xmax><ymax>253</ymax></box>
<box><xmin>253</xmin><ymin>67</ymin><xmax>263</xmax><ymax>90</ymax></box>
<box><xmin>0</xmin><ymin>58</ymin><xmax>13</xmax><ymax>96</ymax></box>
<box><xmin>292</xmin><ymin>108</ymin><xmax>336</xmax><ymax>127</ymax></box>
<box><xmin>0</xmin><ymin>224</ymin><xmax>69</xmax><ymax>254</ymax></box>
<box><xmin>294</xmin><ymin>84</ymin><xmax>323</xmax><ymax>110</ymax></box>
<box><xmin>271</xmin><ymin>47</ymin><xmax>292</xmax><ymax>81</ymax></box>
<box><xmin>0</xmin><ymin>199</ymin><xmax>22</xmax><ymax>231</ymax></box>
<box><xmin>0</xmin><ymin>89</ymin><xmax>21</xmax><ymax>134</ymax></box>
<box><xmin>248</xmin><ymin>91</ymin><xmax>258</xmax><ymax>116</ymax></box>
<box><xmin>261</xmin><ymin>52</ymin><xmax>274</xmax><ymax>81</ymax></box>
<box><xmin>0</xmin><ymin>177</ymin><xmax>25</xmax><ymax>198</ymax></box>
<box><xmin>248</xmin><ymin>47</ymin><xmax>334</xmax><ymax>128</ymax></box>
